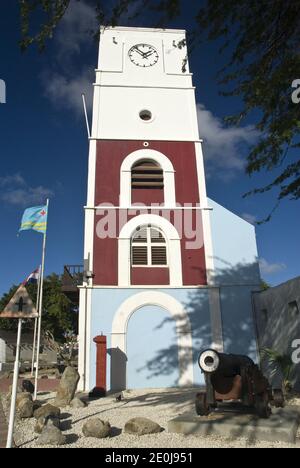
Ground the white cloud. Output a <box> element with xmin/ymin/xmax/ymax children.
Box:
<box><xmin>259</xmin><ymin>258</ymin><xmax>287</xmax><ymax>275</ymax></box>
<box><xmin>44</xmin><ymin>70</ymin><xmax>94</xmax><ymax>113</ymax></box>
<box><xmin>42</xmin><ymin>0</ymin><xmax>96</xmax><ymax>114</ymax></box>
<box><xmin>0</xmin><ymin>174</ymin><xmax>26</xmax><ymax>187</ymax></box>
<box><xmin>241</xmin><ymin>213</ymin><xmax>257</xmax><ymax>225</ymax></box>
<box><xmin>0</xmin><ymin>174</ymin><xmax>53</xmax><ymax>207</ymax></box>
<box><xmin>55</xmin><ymin>0</ymin><xmax>98</xmax><ymax>58</ymax></box>
<box><xmin>43</xmin><ymin>0</ymin><xmax>146</xmax><ymax>114</ymax></box>
<box><xmin>197</xmin><ymin>104</ymin><xmax>259</xmax><ymax>179</ymax></box>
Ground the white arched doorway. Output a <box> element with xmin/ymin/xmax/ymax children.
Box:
<box><xmin>110</xmin><ymin>291</ymin><xmax>194</xmax><ymax>390</ymax></box>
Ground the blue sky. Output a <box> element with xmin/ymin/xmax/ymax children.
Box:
<box><xmin>0</xmin><ymin>0</ymin><xmax>299</xmax><ymax>297</ymax></box>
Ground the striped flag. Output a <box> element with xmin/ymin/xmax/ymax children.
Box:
<box><xmin>22</xmin><ymin>268</ymin><xmax>40</xmax><ymax>286</ymax></box>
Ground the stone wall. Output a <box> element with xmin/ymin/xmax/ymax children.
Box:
<box><xmin>253</xmin><ymin>277</ymin><xmax>300</xmax><ymax>390</ymax></box>
<box><xmin>0</xmin><ymin>331</ymin><xmax>57</xmax><ymax>365</ymax></box>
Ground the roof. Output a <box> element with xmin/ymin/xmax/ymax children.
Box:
<box><xmin>100</xmin><ymin>26</ymin><xmax>186</xmax><ymax>34</ymax></box>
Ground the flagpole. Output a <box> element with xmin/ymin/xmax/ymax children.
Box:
<box><xmin>31</xmin><ymin>266</ymin><xmax>42</xmax><ymax>377</ymax></box>
<box><xmin>6</xmin><ymin>318</ymin><xmax>22</xmax><ymax>448</ymax></box>
<box><xmin>81</xmin><ymin>93</ymin><xmax>91</xmax><ymax>139</ymax></box>
<box><xmin>34</xmin><ymin>199</ymin><xmax>49</xmax><ymax>400</ymax></box>
<box><xmin>31</xmin><ymin>318</ymin><xmax>38</xmax><ymax>377</ymax></box>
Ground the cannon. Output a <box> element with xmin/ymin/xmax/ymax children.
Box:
<box><xmin>195</xmin><ymin>349</ymin><xmax>284</xmax><ymax>419</ymax></box>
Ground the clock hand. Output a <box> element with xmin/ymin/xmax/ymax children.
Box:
<box><xmin>134</xmin><ymin>47</ymin><xmax>146</xmax><ymax>57</ymax></box>
<box><xmin>134</xmin><ymin>46</ymin><xmax>155</xmax><ymax>58</ymax></box>
<box><xmin>143</xmin><ymin>51</ymin><xmax>155</xmax><ymax>58</ymax></box>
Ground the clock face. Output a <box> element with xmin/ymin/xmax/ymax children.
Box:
<box><xmin>128</xmin><ymin>44</ymin><xmax>159</xmax><ymax>68</ymax></box>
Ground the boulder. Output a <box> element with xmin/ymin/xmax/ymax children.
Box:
<box><xmin>35</xmin><ymin>416</ymin><xmax>60</xmax><ymax>434</ymax></box>
<box><xmin>54</xmin><ymin>366</ymin><xmax>80</xmax><ymax>408</ymax></box>
<box><xmin>22</xmin><ymin>380</ymin><xmax>35</xmax><ymax>394</ymax></box>
<box><xmin>34</xmin><ymin>403</ymin><xmax>61</xmax><ymax>420</ymax></box>
<box><xmin>15</xmin><ymin>392</ymin><xmax>33</xmax><ymax>418</ymax></box>
<box><xmin>82</xmin><ymin>419</ymin><xmax>111</xmax><ymax>439</ymax></box>
<box><xmin>33</xmin><ymin>401</ymin><xmax>42</xmax><ymax>413</ymax></box>
<box><xmin>16</xmin><ymin>392</ymin><xmax>32</xmax><ymax>408</ymax></box>
<box><xmin>70</xmin><ymin>397</ymin><xmax>87</xmax><ymax>409</ymax></box>
<box><xmin>124</xmin><ymin>417</ymin><xmax>163</xmax><ymax>436</ymax></box>
<box><xmin>6</xmin><ymin>385</ymin><xmax>22</xmax><ymax>402</ymax></box>
<box><xmin>17</xmin><ymin>397</ymin><xmax>33</xmax><ymax>418</ymax></box>
<box><xmin>37</xmin><ymin>426</ymin><xmax>66</xmax><ymax>446</ymax></box>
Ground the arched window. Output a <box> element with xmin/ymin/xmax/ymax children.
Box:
<box><xmin>120</xmin><ymin>149</ymin><xmax>176</xmax><ymax>207</ymax></box>
<box><xmin>131</xmin><ymin>160</ymin><xmax>164</xmax><ymax>190</ymax></box>
<box><xmin>119</xmin><ymin>214</ymin><xmax>182</xmax><ymax>286</ymax></box>
<box><xmin>131</xmin><ymin>226</ymin><xmax>167</xmax><ymax>267</ymax></box>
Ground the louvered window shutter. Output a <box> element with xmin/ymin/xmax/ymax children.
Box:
<box><xmin>131</xmin><ymin>227</ymin><xmax>168</xmax><ymax>267</ymax></box>
<box><xmin>131</xmin><ymin>160</ymin><xmax>164</xmax><ymax>189</ymax></box>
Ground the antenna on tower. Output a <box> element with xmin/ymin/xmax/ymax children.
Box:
<box><xmin>81</xmin><ymin>93</ymin><xmax>91</xmax><ymax>139</ymax></box>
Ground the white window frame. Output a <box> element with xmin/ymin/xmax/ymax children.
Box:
<box><xmin>118</xmin><ymin>214</ymin><xmax>183</xmax><ymax>286</ymax></box>
<box><xmin>120</xmin><ymin>149</ymin><xmax>176</xmax><ymax>207</ymax></box>
<box><xmin>131</xmin><ymin>226</ymin><xmax>168</xmax><ymax>268</ymax></box>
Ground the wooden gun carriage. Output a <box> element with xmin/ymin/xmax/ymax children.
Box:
<box><xmin>195</xmin><ymin>349</ymin><xmax>284</xmax><ymax>419</ymax></box>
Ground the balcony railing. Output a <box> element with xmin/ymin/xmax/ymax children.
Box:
<box><xmin>62</xmin><ymin>265</ymin><xmax>84</xmax><ymax>303</ymax></box>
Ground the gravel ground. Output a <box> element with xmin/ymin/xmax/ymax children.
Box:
<box><xmin>3</xmin><ymin>388</ymin><xmax>300</xmax><ymax>449</ymax></box>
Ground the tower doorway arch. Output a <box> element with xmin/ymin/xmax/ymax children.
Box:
<box><xmin>110</xmin><ymin>291</ymin><xmax>194</xmax><ymax>390</ymax></box>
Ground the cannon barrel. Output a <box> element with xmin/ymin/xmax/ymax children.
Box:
<box><xmin>198</xmin><ymin>349</ymin><xmax>254</xmax><ymax>375</ymax></box>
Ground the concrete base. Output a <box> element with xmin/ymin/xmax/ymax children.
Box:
<box><xmin>168</xmin><ymin>406</ymin><xmax>300</xmax><ymax>444</ymax></box>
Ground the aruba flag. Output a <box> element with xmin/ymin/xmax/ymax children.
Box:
<box><xmin>19</xmin><ymin>205</ymin><xmax>48</xmax><ymax>234</ymax></box>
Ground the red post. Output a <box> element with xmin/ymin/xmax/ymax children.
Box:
<box><xmin>89</xmin><ymin>335</ymin><xmax>107</xmax><ymax>398</ymax></box>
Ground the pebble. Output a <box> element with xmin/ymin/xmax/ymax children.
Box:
<box><xmin>3</xmin><ymin>389</ymin><xmax>300</xmax><ymax>449</ymax></box>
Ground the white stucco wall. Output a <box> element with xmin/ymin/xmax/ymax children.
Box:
<box><xmin>92</xmin><ymin>27</ymin><xmax>200</xmax><ymax>142</ymax></box>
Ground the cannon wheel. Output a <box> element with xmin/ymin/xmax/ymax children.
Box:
<box><xmin>255</xmin><ymin>392</ymin><xmax>271</xmax><ymax>419</ymax></box>
<box><xmin>195</xmin><ymin>392</ymin><xmax>211</xmax><ymax>416</ymax></box>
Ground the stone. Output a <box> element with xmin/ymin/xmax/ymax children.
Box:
<box><xmin>15</xmin><ymin>392</ymin><xmax>33</xmax><ymax>418</ymax></box>
<box><xmin>6</xmin><ymin>385</ymin><xmax>22</xmax><ymax>402</ymax></box>
<box><xmin>54</xmin><ymin>366</ymin><xmax>80</xmax><ymax>408</ymax></box>
<box><xmin>33</xmin><ymin>401</ymin><xmax>42</xmax><ymax>413</ymax></box>
<box><xmin>70</xmin><ymin>397</ymin><xmax>87</xmax><ymax>409</ymax></box>
<box><xmin>34</xmin><ymin>403</ymin><xmax>61</xmax><ymax>420</ymax></box>
<box><xmin>16</xmin><ymin>392</ymin><xmax>32</xmax><ymax>408</ymax></box>
<box><xmin>18</xmin><ymin>398</ymin><xmax>34</xmax><ymax>419</ymax></box>
<box><xmin>35</xmin><ymin>416</ymin><xmax>61</xmax><ymax>434</ymax></box>
<box><xmin>124</xmin><ymin>417</ymin><xmax>163</xmax><ymax>436</ymax></box>
<box><xmin>35</xmin><ymin>417</ymin><xmax>46</xmax><ymax>434</ymax></box>
<box><xmin>22</xmin><ymin>380</ymin><xmax>35</xmax><ymax>394</ymax></box>
<box><xmin>37</xmin><ymin>426</ymin><xmax>66</xmax><ymax>446</ymax></box>
<box><xmin>82</xmin><ymin>419</ymin><xmax>111</xmax><ymax>439</ymax></box>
